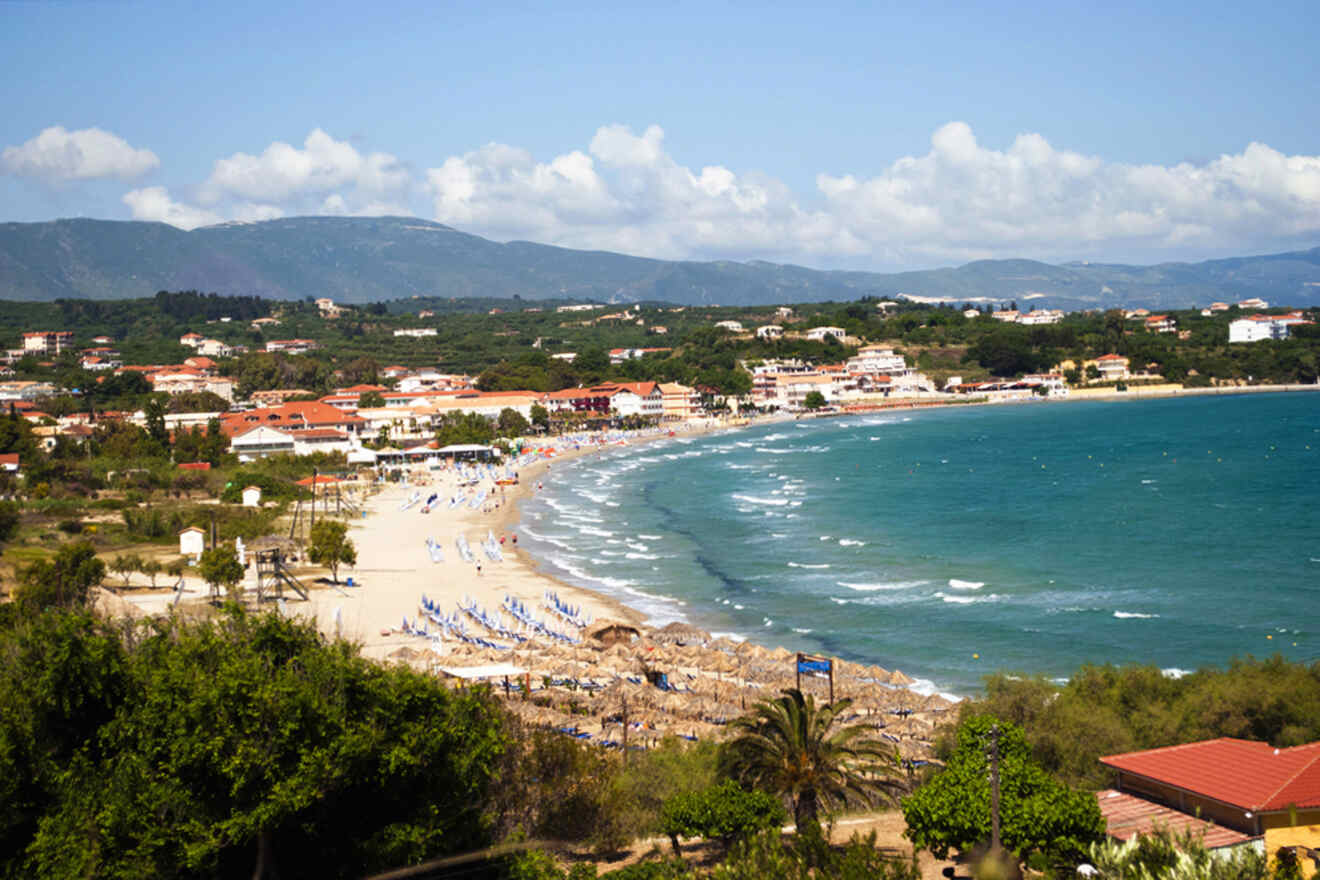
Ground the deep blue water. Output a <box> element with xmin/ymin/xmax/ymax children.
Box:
<box><xmin>517</xmin><ymin>393</ymin><xmax>1320</xmax><ymax>695</ymax></box>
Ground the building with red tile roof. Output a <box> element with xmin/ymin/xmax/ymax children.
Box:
<box><xmin>219</xmin><ymin>401</ymin><xmax>364</xmax><ymax>437</ymax></box>
<box><xmin>1099</xmin><ymin>738</ymin><xmax>1320</xmax><ymax>855</ymax></box>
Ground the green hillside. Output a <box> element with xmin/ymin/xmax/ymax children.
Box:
<box><xmin>1</xmin><ymin>215</ymin><xmax>1318</xmax><ymax>309</ymax></box>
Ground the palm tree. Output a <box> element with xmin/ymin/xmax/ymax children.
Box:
<box><xmin>722</xmin><ymin>688</ymin><xmax>905</xmax><ymax>829</ymax></box>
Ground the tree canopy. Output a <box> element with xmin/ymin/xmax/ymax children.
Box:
<box><xmin>901</xmin><ymin>715</ymin><xmax>1104</xmax><ymax>866</ymax></box>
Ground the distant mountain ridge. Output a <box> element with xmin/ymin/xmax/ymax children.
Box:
<box><xmin>0</xmin><ymin>215</ymin><xmax>1318</xmax><ymax>310</ymax></box>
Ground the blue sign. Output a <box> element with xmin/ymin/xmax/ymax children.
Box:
<box><xmin>797</xmin><ymin>658</ymin><xmax>831</xmax><ymax>675</ymax></box>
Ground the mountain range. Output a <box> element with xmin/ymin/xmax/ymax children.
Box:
<box><xmin>1</xmin><ymin>215</ymin><xmax>1318</xmax><ymax>310</ymax></box>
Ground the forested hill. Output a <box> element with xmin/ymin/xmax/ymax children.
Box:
<box><xmin>1</xmin><ymin>215</ymin><xmax>1318</xmax><ymax>309</ymax></box>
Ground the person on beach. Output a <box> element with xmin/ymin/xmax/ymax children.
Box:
<box><xmin>476</xmin><ymin>562</ymin><xmax>482</xmax><ymax>576</ymax></box>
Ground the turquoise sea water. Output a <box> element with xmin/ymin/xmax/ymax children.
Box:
<box><xmin>517</xmin><ymin>393</ymin><xmax>1320</xmax><ymax>696</ymax></box>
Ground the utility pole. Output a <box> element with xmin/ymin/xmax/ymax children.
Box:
<box><xmin>309</xmin><ymin>467</ymin><xmax>317</xmax><ymax>534</ymax></box>
<box><xmin>989</xmin><ymin>724</ymin><xmax>1001</xmax><ymax>852</ymax></box>
<box><xmin>621</xmin><ymin>693</ymin><xmax>629</xmax><ymax>766</ymax></box>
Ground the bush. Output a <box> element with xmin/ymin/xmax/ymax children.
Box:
<box><xmin>660</xmin><ymin>782</ymin><xmax>786</xmax><ymax>853</ymax></box>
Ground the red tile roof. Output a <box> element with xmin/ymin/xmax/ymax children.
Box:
<box><xmin>1096</xmin><ymin>789</ymin><xmax>1257</xmax><ymax>849</ymax></box>
<box><xmin>1102</xmin><ymin>738</ymin><xmax>1320</xmax><ymax>811</ymax></box>
<box><xmin>219</xmin><ymin>401</ymin><xmax>363</xmax><ymax>436</ymax></box>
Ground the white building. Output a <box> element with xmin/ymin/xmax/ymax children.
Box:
<box><xmin>1229</xmin><ymin>313</ymin><xmax>1311</xmax><ymax>343</ymax></box>
<box><xmin>714</xmin><ymin>320</ymin><xmax>745</xmax><ymax>333</ymax></box>
<box><xmin>1018</xmin><ymin>309</ymin><xmax>1064</xmax><ymax>325</ymax></box>
<box><xmin>241</xmin><ymin>486</ymin><xmax>262</xmax><ymax>507</ymax></box>
<box><xmin>150</xmin><ymin>371</ymin><xmax>235</xmax><ymax>402</ymax></box>
<box><xmin>195</xmin><ymin>338</ymin><xmax>233</xmax><ymax>358</ymax></box>
<box><xmin>179</xmin><ymin>332</ymin><xmax>203</xmax><ymax>348</ymax></box>
<box><xmin>755</xmin><ymin>325</ymin><xmax>784</xmax><ymax>339</ymax></box>
<box><xmin>393</xmin><ymin>328</ymin><xmax>438</xmax><ymax>338</ymax></box>
<box><xmin>805</xmin><ymin>326</ymin><xmax>846</xmax><ymax>342</ymax></box>
<box><xmin>179</xmin><ymin>527</ymin><xmax>205</xmax><ymax>561</ymax></box>
<box><xmin>22</xmin><ymin>331</ymin><xmax>75</xmax><ymax>355</ymax></box>
<box><xmin>265</xmin><ymin>339</ymin><xmax>320</xmax><ymax>354</ymax></box>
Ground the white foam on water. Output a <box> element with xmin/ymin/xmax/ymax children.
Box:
<box><xmin>637</xmin><ymin>534</ymin><xmax>663</xmax><ymax>540</ymax></box>
<box><xmin>936</xmin><ymin>592</ymin><xmax>999</xmax><ymax>604</ymax></box>
<box><xmin>756</xmin><ymin>446</ymin><xmax>798</xmax><ymax>455</ymax></box>
<box><xmin>1113</xmin><ymin>611</ymin><xmax>1160</xmax><ymax>619</ymax></box>
<box><xmin>792</xmin><ymin>627</ymin><xmax>813</xmax><ymax>634</ymax></box>
<box><xmin>710</xmin><ymin>631</ymin><xmax>745</xmax><ymax>642</ymax></box>
<box><xmin>839</xmin><ymin>538</ymin><xmax>866</xmax><ymax>547</ymax></box>
<box><xmin>733</xmin><ymin>604</ymin><xmax>745</xmax><ymax>610</ymax></box>
<box><xmin>788</xmin><ymin>562</ymin><xmax>831</xmax><ymax>569</ymax></box>
<box><xmin>763</xmin><ymin>618</ymin><xmax>774</xmax><ymax>627</ymax></box>
<box><xmin>948</xmin><ymin>579</ymin><xmax>985</xmax><ymax>590</ymax></box>
<box><xmin>576</xmin><ymin>525</ymin><xmax>614</xmax><ymax>538</ymax></box>
<box><xmin>839</xmin><ymin>580</ymin><xmax>928</xmax><ymax>592</ymax></box>
<box><xmin>732</xmin><ymin>493</ymin><xmax>790</xmax><ymax>506</ymax></box>
<box><xmin>1162</xmin><ymin>667</ymin><xmax>1192</xmax><ymax>678</ymax></box>
<box><xmin>625</xmin><ymin>552</ymin><xmax>659</xmax><ymax>560</ymax></box>
<box><xmin>819</xmin><ymin>535</ymin><xmax>832</xmax><ymax>541</ymax></box>
<box><xmin>829</xmin><ymin>597</ymin><xmax>851</xmax><ymax>605</ymax></box>
<box><xmin>905</xmin><ymin>677</ymin><xmax>964</xmax><ymax>702</ymax></box>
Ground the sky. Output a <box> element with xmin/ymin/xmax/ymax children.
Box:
<box><xmin>2</xmin><ymin>0</ymin><xmax>1318</xmax><ymax>272</ymax></box>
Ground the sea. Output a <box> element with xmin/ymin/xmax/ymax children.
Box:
<box><xmin>516</xmin><ymin>392</ymin><xmax>1320</xmax><ymax>697</ymax></box>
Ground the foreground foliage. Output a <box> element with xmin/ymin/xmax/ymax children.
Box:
<box><xmin>0</xmin><ymin>606</ymin><xmax>509</xmax><ymax>879</ymax></box>
<box><xmin>961</xmin><ymin>659</ymin><xmax>1320</xmax><ymax>789</ymax></box>
<box><xmin>902</xmin><ymin>715</ymin><xmax>1105</xmax><ymax>867</ymax></box>
<box><xmin>721</xmin><ymin>688</ymin><xmax>905</xmax><ymax>828</ymax></box>
<box><xmin>1086</xmin><ymin>829</ymin><xmax>1272</xmax><ymax>880</ymax></box>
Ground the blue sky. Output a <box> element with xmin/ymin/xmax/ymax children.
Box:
<box><xmin>2</xmin><ymin>0</ymin><xmax>1317</xmax><ymax>271</ymax></box>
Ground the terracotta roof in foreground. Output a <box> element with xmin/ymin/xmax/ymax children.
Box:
<box><xmin>1096</xmin><ymin>789</ymin><xmax>1257</xmax><ymax>849</ymax></box>
<box><xmin>1102</xmin><ymin>738</ymin><xmax>1320</xmax><ymax>811</ymax></box>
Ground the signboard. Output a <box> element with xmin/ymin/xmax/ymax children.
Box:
<box><xmin>795</xmin><ymin>653</ymin><xmax>835</xmax><ymax>702</ymax></box>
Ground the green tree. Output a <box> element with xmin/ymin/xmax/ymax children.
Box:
<box><xmin>0</xmin><ymin>500</ymin><xmax>21</xmax><ymax>543</ymax></box>
<box><xmin>144</xmin><ymin>395</ymin><xmax>169</xmax><ymax>448</ymax></box>
<box><xmin>2</xmin><ymin>607</ymin><xmax>509</xmax><ymax>879</ymax></box>
<box><xmin>530</xmin><ymin>403</ymin><xmax>550</xmax><ymax>430</ymax></box>
<box><xmin>140</xmin><ymin>558</ymin><xmax>163</xmax><ymax>589</ymax></box>
<box><xmin>803</xmin><ymin>390</ymin><xmax>827</xmax><ymax>411</ymax></box>
<box><xmin>110</xmin><ymin>553</ymin><xmax>143</xmax><ymax>589</ymax></box>
<box><xmin>721</xmin><ymin>689</ymin><xmax>903</xmax><ymax>829</ymax></box>
<box><xmin>198</xmin><ymin>542</ymin><xmax>244</xmax><ymax>602</ymax></box>
<box><xmin>14</xmin><ymin>541</ymin><xmax>106</xmax><ymax>610</ymax></box>
<box><xmin>660</xmin><ymin>781</ymin><xmax>786</xmax><ymax>855</ymax></box>
<box><xmin>358</xmin><ymin>390</ymin><xmax>386</xmax><ymax>408</ymax></box>
<box><xmin>308</xmin><ymin>519</ymin><xmax>357</xmax><ymax>584</ymax></box>
<box><xmin>901</xmin><ymin>715</ymin><xmax>1104</xmax><ymax>867</ymax></box>
<box><xmin>497</xmin><ymin>407</ymin><xmax>531</xmax><ymax>437</ymax></box>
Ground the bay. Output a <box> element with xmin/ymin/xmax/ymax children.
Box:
<box><xmin>517</xmin><ymin>393</ymin><xmax>1320</xmax><ymax>696</ymax></box>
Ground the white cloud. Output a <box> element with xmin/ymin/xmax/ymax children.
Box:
<box><xmin>425</xmin><ymin>124</ymin><xmax>835</xmax><ymax>261</ymax></box>
<box><xmin>423</xmin><ymin>121</ymin><xmax>1320</xmax><ymax>266</ymax></box>
<box><xmin>114</xmin><ymin>121</ymin><xmax>1320</xmax><ymax>264</ymax></box>
<box><xmin>200</xmin><ymin>128</ymin><xmax>410</xmax><ymax>210</ymax></box>
<box><xmin>122</xmin><ymin>187</ymin><xmax>221</xmax><ymax>230</ymax></box>
<box><xmin>2</xmin><ymin>126</ymin><xmax>159</xmax><ymax>182</ymax></box>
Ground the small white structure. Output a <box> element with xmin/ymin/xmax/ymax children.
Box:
<box><xmin>179</xmin><ymin>526</ymin><xmax>205</xmax><ymax>561</ymax></box>
<box><xmin>805</xmin><ymin>326</ymin><xmax>846</xmax><ymax>342</ymax></box>
<box><xmin>241</xmin><ymin>485</ymin><xmax>262</xmax><ymax>507</ymax></box>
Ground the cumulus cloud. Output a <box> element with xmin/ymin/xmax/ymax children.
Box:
<box><xmin>114</xmin><ymin>121</ymin><xmax>1320</xmax><ymax>265</ymax></box>
<box><xmin>122</xmin><ymin>187</ymin><xmax>222</xmax><ymax>230</ymax></box>
<box><xmin>200</xmin><ymin>128</ymin><xmax>410</xmax><ymax>211</ymax></box>
<box><xmin>425</xmin><ymin>124</ymin><xmax>837</xmax><ymax>260</ymax></box>
<box><xmin>2</xmin><ymin>126</ymin><xmax>159</xmax><ymax>182</ymax></box>
<box><xmin>424</xmin><ymin>121</ymin><xmax>1320</xmax><ymax>266</ymax></box>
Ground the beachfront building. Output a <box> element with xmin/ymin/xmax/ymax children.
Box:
<box><xmin>1097</xmin><ymin>738</ymin><xmax>1320</xmax><ymax>856</ymax></box>
<box><xmin>772</xmin><ymin>373</ymin><xmax>835</xmax><ymax>409</ymax></box>
<box><xmin>542</xmin><ymin>382</ymin><xmax>663</xmax><ymax>420</ymax></box>
<box><xmin>1229</xmin><ymin>313</ymin><xmax>1312</xmax><ymax>343</ymax></box>
<box><xmin>22</xmin><ymin>331</ymin><xmax>74</xmax><ymax>355</ymax></box>
<box><xmin>659</xmin><ymin>382</ymin><xmax>701</xmax><ymax>421</ymax></box>
<box><xmin>1086</xmin><ymin>354</ymin><xmax>1131</xmax><ymax>382</ymax></box>
<box><xmin>1021</xmin><ymin>373</ymin><xmax>1069</xmax><ymax>396</ymax></box>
